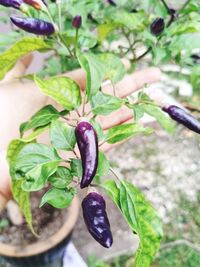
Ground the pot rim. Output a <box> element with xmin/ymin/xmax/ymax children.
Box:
<box><xmin>0</xmin><ymin>196</ymin><xmax>79</xmax><ymax>258</ymax></box>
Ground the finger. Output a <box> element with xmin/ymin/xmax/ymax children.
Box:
<box><xmin>102</xmin><ymin>67</ymin><xmax>161</xmax><ymax>98</ymax></box>
<box><xmin>1</xmin><ymin>54</ymin><xmax>33</xmax><ymax>83</ymax></box>
<box><xmin>97</xmin><ymin>105</ymin><xmax>133</xmax><ymax>130</ymax></box>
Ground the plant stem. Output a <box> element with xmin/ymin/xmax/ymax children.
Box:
<box><xmin>73</xmin><ymin>149</ymin><xmax>79</xmax><ymax>158</ymax></box>
<box><xmin>57</xmin><ymin>0</ymin><xmax>62</xmax><ymax>31</ymax></box>
<box><xmin>109</xmin><ymin>167</ymin><xmax>122</xmax><ymax>181</ymax></box>
<box><xmin>74</xmin><ymin>28</ymin><xmax>79</xmax><ymax>56</ymax></box>
<box><xmin>57</xmin><ymin>33</ymin><xmax>74</xmax><ymax>58</ymax></box>
<box><xmin>178</xmin><ymin>0</ymin><xmax>191</xmax><ymax>14</ymax></box>
<box><xmin>160</xmin><ymin>0</ymin><xmax>170</xmax><ymax>13</ymax></box>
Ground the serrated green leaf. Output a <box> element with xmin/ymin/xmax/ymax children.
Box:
<box><xmin>91</xmin><ymin>91</ymin><xmax>124</xmax><ymax>115</ymax></box>
<box><xmin>34</xmin><ymin>76</ymin><xmax>81</xmax><ymax>111</ymax></box>
<box><xmin>103</xmin><ymin>179</ymin><xmax>163</xmax><ymax>267</ymax></box>
<box><xmin>40</xmin><ymin>187</ymin><xmax>76</xmax><ymax>209</ymax></box>
<box><xmin>50</xmin><ymin>120</ymin><xmax>76</xmax><ymax>151</ymax></box>
<box><xmin>48</xmin><ymin>166</ymin><xmax>73</xmax><ymax>189</ymax></box>
<box><xmin>20</xmin><ymin>105</ymin><xmax>60</xmax><ymax>136</ymax></box>
<box><xmin>106</xmin><ymin>123</ymin><xmax>153</xmax><ymax>144</ymax></box>
<box><xmin>0</xmin><ymin>37</ymin><xmax>52</xmax><ymax>80</ymax></box>
<box><xmin>77</xmin><ymin>51</ymin><xmax>105</xmax><ymax>98</ymax></box>
<box><xmin>140</xmin><ymin>103</ymin><xmax>175</xmax><ymax>133</ymax></box>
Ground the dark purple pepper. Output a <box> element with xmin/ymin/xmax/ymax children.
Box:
<box><xmin>163</xmin><ymin>105</ymin><xmax>200</xmax><ymax>134</ymax></box>
<box><xmin>150</xmin><ymin>18</ymin><xmax>165</xmax><ymax>36</ymax></box>
<box><xmin>0</xmin><ymin>0</ymin><xmax>22</xmax><ymax>9</ymax></box>
<box><xmin>82</xmin><ymin>192</ymin><xmax>113</xmax><ymax>248</ymax></box>
<box><xmin>191</xmin><ymin>54</ymin><xmax>200</xmax><ymax>64</ymax></box>
<box><xmin>72</xmin><ymin>15</ymin><xmax>82</xmax><ymax>29</ymax></box>
<box><xmin>75</xmin><ymin>121</ymin><xmax>98</xmax><ymax>188</ymax></box>
<box><xmin>10</xmin><ymin>16</ymin><xmax>55</xmax><ymax>36</ymax></box>
<box><xmin>107</xmin><ymin>0</ymin><xmax>116</xmax><ymax>6</ymax></box>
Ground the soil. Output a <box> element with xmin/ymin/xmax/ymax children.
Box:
<box><xmin>0</xmin><ymin>190</ymin><xmax>68</xmax><ymax>247</ymax></box>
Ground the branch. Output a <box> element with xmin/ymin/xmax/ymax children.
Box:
<box><xmin>160</xmin><ymin>0</ymin><xmax>170</xmax><ymax>13</ymax></box>
<box><xmin>160</xmin><ymin>239</ymin><xmax>200</xmax><ymax>253</ymax></box>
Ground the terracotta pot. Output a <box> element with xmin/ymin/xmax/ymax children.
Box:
<box><xmin>0</xmin><ymin>197</ymin><xmax>79</xmax><ymax>267</ymax></box>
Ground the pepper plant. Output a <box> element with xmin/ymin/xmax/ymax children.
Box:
<box><xmin>1</xmin><ymin>0</ymin><xmax>200</xmax><ymax>266</ymax></box>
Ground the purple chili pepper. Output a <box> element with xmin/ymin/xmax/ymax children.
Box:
<box><xmin>10</xmin><ymin>16</ymin><xmax>55</xmax><ymax>36</ymax></box>
<box><xmin>150</xmin><ymin>18</ymin><xmax>165</xmax><ymax>36</ymax></box>
<box><xmin>82</xmin><ymin>192</ymin><xmax>113</xmax><ymax>248</ymax></box>
<box><xmin>72</xmin><ymin>15</ymin><xmax>82</xmax><ymax>29</ymax></box>
<box><xmin>163</xmin><ymin>105</ymin><xmax>200</xmax><ymax>134</ymax></box>
<box><xmin>0</xmin><ymin>0</ymin><xmax>22</xmax><ymax>9</ymax></box>
<box><xmin>75</xmin><ymin>121</ymin><xmax>98</xmax><ymax>188</ymax></box>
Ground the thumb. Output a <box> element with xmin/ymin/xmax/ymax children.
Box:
<box><xmin>1</xmin><ymin>53</ymin><xmax>33</xmax><ymax>84</ymax></box>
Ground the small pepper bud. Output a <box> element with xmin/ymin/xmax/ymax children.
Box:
<box><xmin>0</xmin><ymin>0</ymin><xmax>23</xmax><ymax>9</ymax></box>
<box><xmin>107</xmin><ymin>0</ymin><xmax>116</xmax><ymax>6</ymax></box>
<box><xmin>10</xmin><ymin>16</ymin><xmax>55</xmax><ymax>36</ymax></box>
<box><xmin>150</xmin><ymin>18</ymin><xmax>165</xmax><ymax>36</ymax></box>
<box><xmin>72</xmin><ymin>15</ymin><xmax>82</xmax><ymax>29</ymax></box>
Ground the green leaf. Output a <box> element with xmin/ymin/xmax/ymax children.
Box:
<box><xmin>77</xmin><ymin>51</ymin><xmax>105</xmax><ymax>98</ymax></box>
<box><xmin>103</xmin><ymin>179</ymin><xmax>163</xmax><ymax>267</ymax></box>
<box><xmin>20</xmin><ymin>105</ymin><xmax>60</xmax><ymax>136</ymax></box>
<box><xmin>40</xmin><ymin>187</ymin><xmax>76</xmax><ymax>209</ymax></box>
<box><xmin>70</xmin><ymin>158</ymin><xmax>82</xmax><ymax>178</ymax></box>
<box><xmin>15</xmin><ymin>144</ymin><xmax>61</xmax><ymax>191</ymax></box>
<box><xmin>91</xmin><ymin>91</ymin><xmax>124</xmax><ymax>115</ymax></box>
<box><xmin>6</xmin><ymin>139</ymin><xmax>35</xmax><ymax>234</ymax></box>
<box><xmin>99</xmin><ymin>53</ymin><xmax>126</xmax><ymax>83</ymax></box>
<box><xmin>94</xmin><ymin>152</ymin><xmax>110</xmax><ymax>183</ymax></box>
<box><xmin>12</xmin><ymin>179</ymin><xmax>37</xmax><ymax>236</ymax></box>
<box><xmin>106</xmin><ymin>123</ymin><xmax>153</xmax><ymax>144</ymax></box>
<box><xmin>34</xmin><ymin>76</ymin><xmax>81</xmax><ymax>111</ymax></box>
<box><xmin>48</xmin><ymin>166</ymin><xmax>73</xmax><ymax>189</ymax></box>
<box><xmin>132</xmin><ymin>105</ymin><xmax>145</xmax><ymax>122</ymax></box>
<box><xmin>0</xmin><ymin>37</ymin><xmax>52</xmax><ymax>80</ymax></box>
<box><xmin>89</xmin><ymin>119</ymin><xmax>104</xmax><ymax>142</ymax></box>
<box><xmin>107</xmin><ymin>10</ymin><xmax>146</xmax><ymax>31</ymax></box>
<box><xmin>140</xmin><ymin>103</ymin><xmax>175</xmax><ymax>133</ymax></box>
<box><xmin>21</xmin><ymin>126</ymin><xmax>49</xmax><ymax>142</ymax></box>
<box><xmin>50</xmin><ymin>120</ymin><xmax>76</xmax><ymax>151</ymax></box>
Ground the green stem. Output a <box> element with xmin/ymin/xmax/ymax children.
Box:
<box><xmin>178</xmin><ymin>0</ymin><xmax>191</xmax><ymax>14</ymax></box>
<box><xmin>109</xmin><ymin>167</ymin><xmax>122</xmax><ymax>181</ymax></box>
<box><xmin>57</xmin><ymin>0</ymin><xmax>62</xmax><ymax>31</ymax></box>
<box><xmin>74</xmin><ymin>28</ymin><xmax>79</xmax><ymax>56</ymax></box>
<box><xmin>57</xmin><ymin>32</ymin><xmax>74</xmax><ymax>58</ymax></box>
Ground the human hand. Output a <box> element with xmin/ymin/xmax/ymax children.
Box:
<box><xmin>0</xmin><ymin>55</ymin><xmax>161</xmax><ymax>202</ymax></box>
